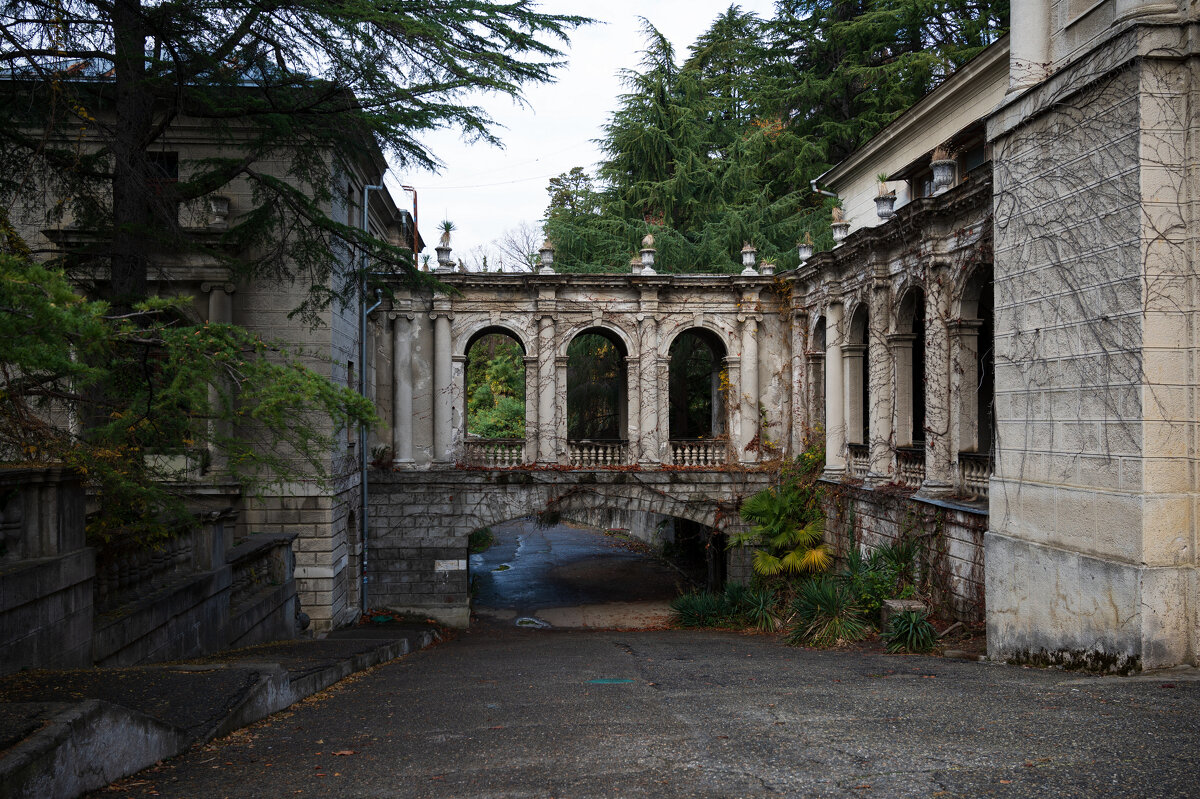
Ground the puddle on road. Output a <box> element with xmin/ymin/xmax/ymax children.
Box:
<box><xmin>493</xmin><ymin>564</ymin><xmax>510</xmax><ymax>571</ymax></box>
<box><xmin>586</xmin><ymin>679</ymin><xmax>634</xmax><ymax>685</ymax></box>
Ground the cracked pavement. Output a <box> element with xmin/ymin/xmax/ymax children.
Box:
<box><xmin>98</xmin><ymin>624</ymin><xmax>1200</xmax><ymax>798</ymax></box>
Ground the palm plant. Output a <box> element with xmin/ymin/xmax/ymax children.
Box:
<box><xmin>785</xmin><ymin>577</ymin><xmax>870</xmax><ymax>647</ymax></box>
<box><xmin>732</xmin><ymin>482</ymin><xmax>831</xmax><ymax>577</ymax></box>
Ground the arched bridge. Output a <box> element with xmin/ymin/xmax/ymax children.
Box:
<box><xmin>367</xmin><ymin>264</ymin><xmax>801</xmax><ymax>625</ymax></box>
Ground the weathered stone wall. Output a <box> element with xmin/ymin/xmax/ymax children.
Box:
<box><xmin>368</xmin><ymin>468</ymin><xmax>771</xmax><ymax>626</ymax></box>
<box><xmin>987</xmin><ymin>22</ymin><xmax>1200</xmax><ymax>669</ymax></box>
<box><xmin>821</xmin><ymin>482</ymin><xmax>986</xmax><ymax>623</ymax></box>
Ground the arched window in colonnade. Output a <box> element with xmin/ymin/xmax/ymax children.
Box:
<box><xmin>667</xmin><ymin>328</ymin><xmax>727</xmax><ymax>466</ymax></box>
<box><xmin>809</xmin><ymin>316</ymin><xmax>826</xmax><ymax>434</ymax></box>
<box><xmin>463</xmin><ymin>327</ymin><xmax>526</xmax><ymax>467</ymax></box>
<box><xmin>566</xmin><ymin>328</ymin><xmax>628</xmax><ymax>465</ymax></box>
<box><xmin>955</xmin><ymin>268</ymin><xmax>994</xmax><ymax>497</ymax></box>
<box><xmin>846</xmin><ymin>305</ymin><xmax>869</xmax><ymax>475</ymax></box>
<box><xmin>893</xmin><ymin>288</ymin><xmax>926</xmax><ymax>486</ymax></box>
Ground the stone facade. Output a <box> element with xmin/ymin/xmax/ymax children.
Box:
<box><xmin>986</xmin><ymin>3</ymin><xmax>1200</xmax><ymax>669</ymax></box>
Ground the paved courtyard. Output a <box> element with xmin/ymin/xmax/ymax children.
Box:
<box><xmin>99</xmin><ymin>624</ymin><xmax>1200</xmax><ymax>798</ymax></box>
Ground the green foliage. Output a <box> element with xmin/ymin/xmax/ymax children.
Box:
<box><xmin>668</xmin><ymin>582</ymin><xmax>779</xmax><ymax>631</ymax></box>
<box><xmin>566</xmin><ymin>333</ymin><xmax>622</xmax><ymax>440</ymax></box>
<box><xmin>468</xmin><ymin>527</ymin><xmax>495</xmax><ymax>554</ymax></box>
<box><xmin>466</xmin><ymin>335</ymin><xmax>525</xmax><ymax>438</ymax></box>
<box><xmin>884</xmin><ymin>609</ymin><xmax>937</xmax><ymax>653</ymax></box>
<box><xmin>0</xmin><ymin>254</ymin><xmax>375</xmax><ymax>546</ymax></box>
<box><xmin>784</xmin><ymin>577</ymin><xmax>870</xmax><ymax>647</ymax></box>
<box><xmin>0</xmin><ymin>0</ymin><xmax>588</xmax><ymax>314</ymax></box>
<box><xmin>543</xmin><ymin>4</ymin><xmax>1007</xmax><ymax>274</ymax></box>
<box><xmin>732</xmin><ymin>446</ymin><xmax>831</xmax><ymax>578</ymax></box>
<box><xmin>837</xmin><ymin>538</ymin><xmax>920</xmax><ymax>620</ymax></box>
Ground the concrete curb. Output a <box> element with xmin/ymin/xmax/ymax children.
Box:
<box><xmin>0</xmin><ymin>629</ymin><xmax>438</xmax><ymax>799</ymax></box>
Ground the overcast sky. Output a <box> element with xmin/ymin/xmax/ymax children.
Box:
<box><xmin>381</xmin><ymin>0</ymin><xmax>779</xmax><ymax>270</ymax></box>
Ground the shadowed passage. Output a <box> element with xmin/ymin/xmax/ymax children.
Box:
<box><xmin>469</xmin><ymin>518</ymin><xmax>684</xmax><ymax>629</ymax></box>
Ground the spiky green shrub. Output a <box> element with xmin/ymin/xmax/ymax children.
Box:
<box><xmin>784</xmin><ymin>577</ymin><xmax>870</xmax><ymax>647</ymax></box>
<box><xmin>741</xmin><ymin>586</ymin><xmax>779</xmax><ymax>632</ymax></box>
<box><xmin>884</xmin><ymin>610</ymin><xmax>937</xmax><ymax>653</ymax></box>
<box><xmin>669</xmin><ymin>591</ymin><xmax>725</xmax><ymax>628</ymax></box>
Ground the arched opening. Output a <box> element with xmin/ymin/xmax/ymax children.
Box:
<box><xmin>893</xmin><ymin>289</ymin><xmax>926</xmax><ymax>487</ymax></box>
<box><xmin>846</xmin><ymin>305</ymin><xmax>869</xmax><ymax>475</ymax></box>
<box><xmin>809</xmin><ymin>316</ymin><xmax>827</xmax><ymax>435</ymax></box>
<box><xmin>667</xmin><ymin>328</ymin><xmax>727</xmax><ymax>465</ymax></box>
<box><xmin>566</xmin><ymin>328</ymin><xmax>628</xmax><ymax>464</ymax></box>
<box><xmin>464</xmin><ymin>328</ymin><xmax>526</xmax><ymax>466</ymax></box>
<box><xmin>956</xmin><ymin>268</ymin><xmax>994</xmax><ymax>498</ymax></box>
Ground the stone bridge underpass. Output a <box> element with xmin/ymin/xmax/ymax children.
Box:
<box><xmin>367</xmin><ymin>264</ymin><xmax>797</xmax><ymax>626</ymax></box>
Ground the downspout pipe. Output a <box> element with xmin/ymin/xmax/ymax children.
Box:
<box><xmin>810</xmin><ymin>178</ymin><xmax>839</xmax><ymax>200</ymax></box>
<box><xmin>360</xmin><ymin>183</ymin><xmax>385</xmax><ymax>616</ymax></box>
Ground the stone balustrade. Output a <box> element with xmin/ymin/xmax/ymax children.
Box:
<box><xmin>896</xmin><ymin>446</ymin><xmax>926</xmax><ymax>489</ymax></box>
<box><xmin>669</xmin><ymin>440</ymin><xmax>727</xmax><ymax>467</ymax></box>
<box><xmin>956</xmin><ymin>452</ymin><xmax>993</xmax><ymax>500</ymax></box>
<box><xmin>567</xmin><ymin>440</ymin><xmax>629</xmax><ymax>467</ymax></box>
<box><xmin>94</xmin><ymin>535</ymin><xmax>195</xmax><ymax>614</ymax></box>
<box><xmin>847</xmin><ymin>444</ymin><xmax>870</xmax><ymax>478</ymax></box>
<box><xmin>463</xmin><ymin>438</ymin><xmax>526</xmax><ymax>468</ymax></box>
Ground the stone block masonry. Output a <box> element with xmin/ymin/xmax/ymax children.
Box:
<box><xmin>368</xmin><ymin>469</ymin><xmax>771</xmax><ymax>626</ymax></box>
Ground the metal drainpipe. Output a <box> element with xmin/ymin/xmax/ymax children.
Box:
<box><xmin>360</xmin><ymin>183</ymin><xmax>385</xmax><ymax>615</ymax></box>
<box><xmin>810</xmin><ymin>178</ymin><xmax>839</xmax><ymax>200</ymax></box>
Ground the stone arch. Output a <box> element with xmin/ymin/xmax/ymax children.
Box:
<box><xmin>665</xmin><ymin>326</ymin><xmax>728</xmax><ymax>440</ymax></box>
<box><xmin>454</xmin><ymin>319</ymin><xmax>531</xmax><ymax>359</ymax></box>
<box><xmin>893</xmin><ymin>285</ymin><xmax>926</xmax><ymax>447</ymax></box>
<box><xmin>555</xmin><ymin>319</ymin><xmax>637</xmax><ymax>360</ymax></box>
<box><xmin>656</xmin><ymin>317</ymin><xmax>736</xmax><ymax>361</ymax></box>
<box><xmin>845</xmin><ymin>303</ymin><xmax>870</xmax><ymax>446</ymax></box>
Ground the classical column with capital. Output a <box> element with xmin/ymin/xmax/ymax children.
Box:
<box><xmin>868</xmin><ymin>276</ymin><xmax>894</xmax><ymax>479</ymax></box>
<box><xmin>638</xmin><ymin>315</ymin><xmax>660</xmax><ymax>464</ymax></box>
<box><xmin>431</xmin><ymin>304</ymin><xmax>453</xmax><ymax>464</ymax></box>
<box><xmin>536</xmin><ymin>315</ymin><xmax>557</xmax><ymax>464</ymax></box>
<box><xmin>202</xmin><ymin>281</ymin><xmax>235</xmax><ymax>472</ymax></box>
<box><xmin>922</xmin><ymin>270</ymin><xmax>953</xmax><ymax>492</ymax></box>
<box><xmin>739</xmin><ymin>313</ymin><xmax>760</xmax><ymax>464</ymax></box>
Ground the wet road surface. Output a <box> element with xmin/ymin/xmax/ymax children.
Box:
<box><xmin>470</xmin><ymin>518</ymin><xmax>682</xmax><ymax>628</ymax></box>
<box><xmin>98</xmin><ymin>626</ymin><xmax>1200</xmax><ymax>798</ymax></box>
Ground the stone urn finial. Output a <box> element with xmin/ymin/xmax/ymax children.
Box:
<box><xmin>741</xmin><ymin>242</ymin><xmax>758</xmax><ymax>275</ymax></box>
<box><xmin>639</xmin><ymin>233</ymin><xmax>657</xmax><ymax>274</ymax></box>
<box><xmin>538</xmin><ymin>239</ymin><xmax>556</xmax><ymax>274</ymax></box>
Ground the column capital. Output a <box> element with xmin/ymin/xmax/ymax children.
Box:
<box><xmin>200</xmin><ymin>281</ymin><xmax>236</xmax><ymax>294</ymax></box>
<box><xmin>388</xmin><ymin>311</ymin><xmax>415</xmax><ymax>322</ymax></box>
<box><xmin>949</xmin><ymin>318</ymin><xmax>985</xmax><ymax>334</ymax></box>
<box><xmin>428</xmin><ymin>310</ymin><xmax>453</xmax><ymax>321</ymax></box>
<box><xmin>886</xmin><ymin>332</ymin><xmax>917</xmax><ymax>346</ymax></box>
<box><xmin>842</xmin><ymin>344</ymin><xmax>867</xmax><ymax>357</ymax></box>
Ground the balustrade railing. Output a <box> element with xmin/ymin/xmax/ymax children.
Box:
<box><xmin>895</xmin><ymin>446</ymin><xmax>926</xmax><ymax>489</ymax></box>
<box><xmin>847</xmin><ymin>444</ymin><xmax>870</xmax><ymax>478</ymax></box>
<box><xmin>463</xmin><ymin>438</ymin><xmax>526</xmax><ymax>467</ymax></box>
<box><xmin>956</xmin><ymin>451</ymin><xmax>993</xmax><ymax>500</ymax></box>
<box><xmin>94</xmin><ymin>534</ymin><xmax>195</xmax><ymax>614</ymax></box>
<box><xmin>568</xmin><ymin>440</ymin><xmax>629</xmax><ymax>467</ymax></box>
<box><xmin>669</xmin><ymin>439</ymin><xmax>727</xmax><ymax>467</ymax></box>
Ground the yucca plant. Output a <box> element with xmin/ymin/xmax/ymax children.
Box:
<box><xmin>670</xmin><ymin>591</ymin><xmax>725</xmax><ymax>628</ymax></box>
<box><xmin>733</xmin><ymin>482</ymin><xmax>832</xmax><ymax>577</ymax></box>
<box><xmin>785</xmin><ymin>577</ymin><xmax>870</xmax><ymax>647</ymax></box>
<box><xmin>742</xmin><ymin>586</ymin><xmax>779</xmax><ymax>632</ymax></box>
<box><xmin>884</xmin><ymin>610</ymin><xmax>937</xmax><ymax>653</ymax></box>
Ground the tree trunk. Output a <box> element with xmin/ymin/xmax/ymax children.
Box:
<box><xmin>110</xmin><ymin>0</ymin><xmax>153</xmax><ymax>309</ymax></box>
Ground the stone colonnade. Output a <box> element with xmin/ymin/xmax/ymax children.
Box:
<box><xmin>376</xmin><ymin>272</ymin><xmax>795</xmax><ymax>469</ymax></box>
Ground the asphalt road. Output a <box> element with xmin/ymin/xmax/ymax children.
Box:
<box><xmin>101</xmin><ymin>626</ymin><xmax>1200</xmax><ymax>798</ymax></box>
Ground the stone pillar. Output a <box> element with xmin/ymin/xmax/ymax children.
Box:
<box><xmin>951</xmin><ymin>319</ymin><xmax>983</xmax><ymax>454</ymax></box>
<box><xmin>655</xmin><ymin>355</ymin><xmax>670</xmax><ymax>463</ymax></box>
<box><xmin>431</xmin><ymin>307</ymin><xmax>452</xmax><ymax>464</ymax></box>
<box><xmin>202</xmin><ymin>281</ymin><xmax>235</xmax><ymax>471</ymax></box>
<box><xmin>450</xmin><ymin>354</ymin><xmax>467</xmax><ymax>463</ymax></box>
<box><xmin>790</xmin><ymin>311</ymin><xmax>809</xmax><ymax>455</ymax></box>
<box><xmin>823</xmin><ymin>299</ymin><xmax>845</xmax><ymax>475</ymax></box>
<box><xmin>739</xmin><ymin>314</ymin><xmax>760</xmax><ymax>464</ymax></box>
<box><xmin>523</xmin><ymin>355</ymin><xmax>538</xmax><ymax>464</ymax></box>
<box><xmin>536</xmin><ymin>315</ymin><xmax>557</xmax><ymax>464</ymax></box>
<box><xmin>391</xmin><ymin>312</ymin><xmax>414</xmax><ymax>465</ymax></box>
<box><xmin>843</xmin><ymin>344</ymin><xmax>866</xmax><ymax>446</ymax></box>
<box><xmin>922</xmin><ymin>276</ymin><xmax>953</xmax><ymax>491</ymax></box>
<box><xmin>625</xmin><ymin>356</ymin><xmax>642</xmax><ymax>460</ymax></box>
<box><xmin>722</xmin><ymin>356</ymin><xmax>740</xmax><ymax>460</ymax></box>
<box><xmin>868</xmin><ymin>285</ymin><xmax>894</xmax><ymax>479</ymax></box>
<box><xmin>1009</xmin><ymin>0</ymin><xmax>1049</xmax><ymax>91</ymax></box>
<box><xmin>638</xmin><ymin>316</ymin><xmax>660</xmax><ymax>465</ymax></box>
<box><xmin>554</xmin><ymin>355</ymin><xmax>569</xmax><ymax>464</ymax></box>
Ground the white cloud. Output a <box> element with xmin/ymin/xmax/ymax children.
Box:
<box><xmin>386</xmin><ymin>0</ymin><xmax>777</xmax><ymax>270</ymax></box>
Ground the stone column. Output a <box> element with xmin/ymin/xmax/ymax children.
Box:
<box><xmin>843</xmin><ymin>344</ymin><xmax>866</xmax><ymax>446</ymax></box>
<box><xmin>638</xmin><ymin>316</ymin><xmax>660</xmax><ymax>465</ymax></box>
<box><xmin>823</xmin><ymin>299</ymin><xmax>845</xmax><ymax>476</ymax></box>
<box><xmin>922</xmin><ymin>277</ymin><xmax>953</xmax><ymax>491</ymax></box>
<box><xmin>722</xmin><ymin>356</ymin><xmax>740</xmax><ymax>462</ymax></box>
<box><xmin>790</xmin><ymin>311</ymin><xmax>809</xmax><ymax>455</ymax></box>
<box><xmin>625</xmin><ymin>356</ymin><xmax>641</xmax><ymax>461</ymax></box>
<box><xmin>391</xmin><ymin>312</ymin><xmax>414</xmax><ymax>465</ymax></box>
<box><xmin>739</xmin><ymin>314</ymin><xmax>760</xmax><ymax>464</ymax></box>
<box><xmin>655</xmin><ymin>355</ymin><xmax>670</xmax><ymax>464</ymax></box>
<box><xmin>536</xmin><ymin>315</ymin><xmax>557</xmax><ymax>464</ymax></box>
<box><xmin>554</xmin><ymin>354</ymin><xmax>569</xmax><ymax>464</ymax></box>
<box><xmin>523</xmin><ymin>355</ymin><xmax>538</xmax><ymax>464</ymax></box>
<box><xmin>951</xmin><ymin>319</ymin><xmax>983</xmax><ymax>454</ymax></box>
<box><xmin>868</xmin><ymin>278</ymin><xmax>894</xmax><ymax>479</ymax></box>
<box><xmin>1009</xmin><ymin>0</ymin><xmax>1049</xmax><ymax>92</ymax></box>
<box><xmin>450</xmin><ymin>354</ymin><xmax>467</xmax><ymax>463</ymax></box>
<box><xmin>431</xmin><ymin>307</ymin><xmax>452</xmax><ymax>464</ymax></box>
<box><xmin>202</xmin><ymin>281</ymin><xmax>235</xmax><ymax>471</ymax></box>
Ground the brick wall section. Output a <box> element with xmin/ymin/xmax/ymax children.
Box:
<box><xmin>368</xmin><ymin>468</ymin><xmax>771</xmax><ymax>626</ymax></box>
<box><xmin>821</xmin><ymin>482</ymin><xmax>986</xmax><ymax>623</ymax></box>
